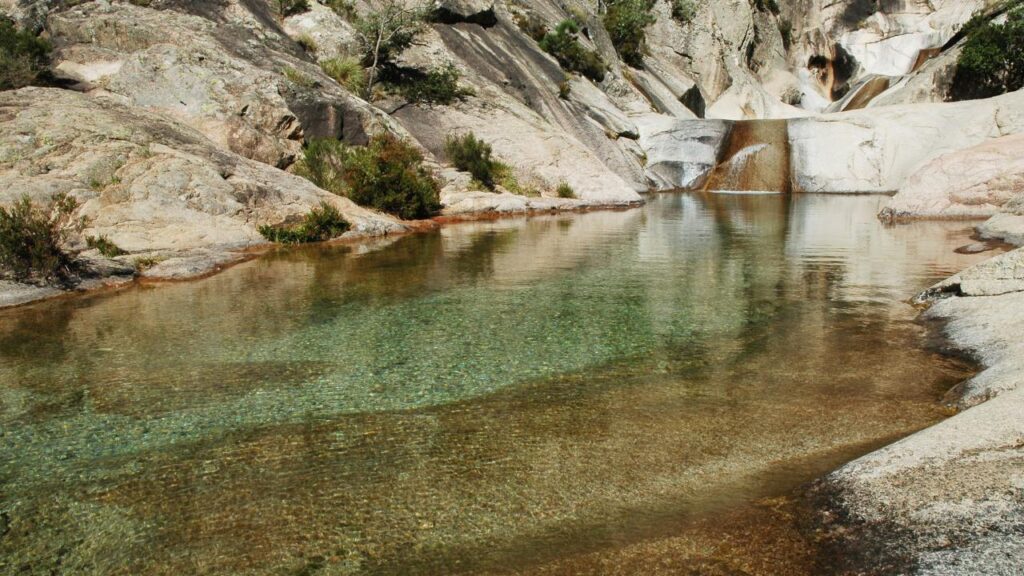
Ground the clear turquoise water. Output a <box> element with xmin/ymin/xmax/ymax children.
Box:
<box><xmin>0</xmin><ymin>194</ymin><xmax>994</xmax><ymax>574</ymax></box>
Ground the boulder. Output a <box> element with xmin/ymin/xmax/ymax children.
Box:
<box><xmin>880</xmin><ymin>134</ymin><xmax>1024</xmax><ymax>220</ymax></box>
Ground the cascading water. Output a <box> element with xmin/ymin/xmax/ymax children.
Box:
<box><xmin>703</xmin><ymin>120</ymin><xmax>792</xmax><ymax>193</ymax></box>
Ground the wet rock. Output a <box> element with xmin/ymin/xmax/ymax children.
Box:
<box><xmin>917</xmin><ymin>248</ymin><xmax>1024</xmax><ymax>302</ymax></box>
<box><xmin>635</xmin><ymin>115</ymin><xmax>730</xmax><ymax>191</ymax></box>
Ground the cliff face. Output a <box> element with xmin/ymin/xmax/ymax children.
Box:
<box><xmin>0</xmin><ymin>0</ymin><xmax>1019</xmax><ymax>272</ymax></box>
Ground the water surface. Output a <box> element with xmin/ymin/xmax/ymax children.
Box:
<box><xmin>0</xmin><ymin>194</ymin><xmax>994</xmax><ymax>574</ymax></box>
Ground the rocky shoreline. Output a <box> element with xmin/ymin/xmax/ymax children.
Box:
<box><xmin>810</xmin><ymin>244</ymin><xmax>1024</xmax><ymax>575</ymax></box>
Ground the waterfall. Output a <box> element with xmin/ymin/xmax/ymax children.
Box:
<box><xmin>703</xmin><ymin>120</ymin><xmax>792</xmax><ymax>193</ymax></box>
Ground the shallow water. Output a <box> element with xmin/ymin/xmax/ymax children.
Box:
<box><xmin>0</xmin><ymin>194</ymin><xmax>996</xmax><ymax>575</ymax></box>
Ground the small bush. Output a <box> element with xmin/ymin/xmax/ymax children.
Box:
<box><xmin>283</xmin><ymin>66</ymin><xmax>317</xmax><ymax>88</ymax></box>
<box><xmin>514</xmin><ymin>11</ymin><xmax>548</xmax><ymax>41</ymax></box>
<box><xmin>86</xmin><ymin>235</ymin><xmax>126</xmax><ymax>257</ymax></box>
<box><xmin>539</xmin><ymin>19</ymin><xmax>606</xmax><ymax>82</ymax></box>
<box><xmin>0</xmin><ymin>193</ymin><xmax>79</xmax><ymax>284</ymax></box>
<box><xmin>296</xmin><ymin>33</ymin><xmax>319</xmax><ymax>53</ymax></box>
<box><xmin>322</xmin><ymin>0</ymin><xmax>356</xmax><ymax>19</ymax></box>
<box><xmin>558</xmin><ymin>80</ymin><xmax>571</xmax><ymax>98</ymax></box>
<box><xmin>296</xmin><ymin>135</ymin><xmax>442</xmax><ymax>220</ymax></box>
<box><xmin>556</xmin><ymin>182</ymin><xmax>576</xmax><ymax>199</ymax></box>
<box><xmin>397</xmin><ymin>64</ymin><xmax>474</xmax><ymax>104</ymax></box>
<box><xmin>671</xmin><ymin>0</ymin><xmax>697</xmax><ymax>23</ymax></box>
<box><xmin>0</xmin><ymin>18</ymin><xmax>52</xmax><ymax>91</ymax></box>
<box><xmin>951</xmin><ymin>7</ymin><xmax>1024</xmax><ymax>101</ymax></box>
<box><xmin>342</xmin><ymin>134</ymin><xmax>441</xmax><ymax>219</ymax></box>
<box><xmin>445</xmin><ymin>133</ymin><xmax>500</xmax><ymax>189</ymax></box>
<box><xmin>259</xmin><ymin>202</ymin><xmax>350</xmax><ymax>244</ymax></box>
<box><xmin>321</xmin><ymin>57</ymin><xmax>365</xmax><ymax>92</ymax></box>
<box><xmin>603</xmin><ymin>0</ymin><xmax>656</xmax><ymax>68</ymax></box>
<box><xmin>275</xmin><ymin>0</ymin><xmax>310</xmax><ymax>18</ymax></box>
<box><xmin>294</xmin><ymin>138</ymin><xmax>348</xmax><ymax>194</ymax></box>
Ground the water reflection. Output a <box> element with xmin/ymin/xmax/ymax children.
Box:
<box><xmin>0</xmin><ymin>194</ymin><xmax>995</xmax><ymax>575</ymax></box>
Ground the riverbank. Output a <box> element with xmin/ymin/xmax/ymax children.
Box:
<box><xmin>812</xmin><ymin>245</ymin><xmax>1024</xmax><ymax>574</ymax></box>
<box><xmin>0</xmin><ymin>195</ymin><xmax>642</xmax><ymax>310</ymax></box>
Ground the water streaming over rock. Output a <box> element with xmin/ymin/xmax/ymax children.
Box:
<box><xmin>703</xmin><ymin>120</ymin><xmax>792</xmax><ymax>193</ymax></box>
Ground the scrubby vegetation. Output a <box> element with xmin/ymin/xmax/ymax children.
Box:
<box><xmin>342</xmin><ymin>134</ymin><xmax>441</xmax><ymax>218</ymax></box>
<box><xmin>0</xmin><ymin>18</ymin><xmax>52</xmax><ymax>91</ymax></box>
<box><xmin>443</xmin><ymin>132</ymin><xmax>514</xmax><ymax>191</ymax></box>
<box><xmin>951</xmin><ymin>5</ymin><xmax>1024</xmax><ymax>101</ymax></box>
<box><xmin>603</xmin><ymin>0</ymin><xmax>656</xmax><ymax>68</ymax></box>
<box><xmin>295</xmin><ymin>135</ymin><xmax>441</xmax><ymax>219</ymax></box>
<box><xmin>282</xmin><ymin>66</ymin><xmax>317</xmax><ymax>88</ymax></box>
<box><xmin>296</xmin><ymin>33</ymin><xmax>319</xmax><ymax>54</ymax></box>
<box><xmin>671</xmin><ymin>0</ymin><xmax>697</xmax><ymax>23</ymax></box>
<box><xmin>321</xmin><ymin>57</ymin><xmax>366</xmax><ymax>92</ymax></box>
<box><xmin>556</xmin><ymin>182</ymin><xmax>577</xmax><ymax>199</ymax></box>
<box><xmin>393</xmin><ymin>64</ymin><xmax>475</xmax><ymax>104</ymax></box>
<box><xmin>275</xmin><ymin>0</ymin><xmax>310</xmax><ymax>18</ymax></box>
<box><xmin>539</xmin><ymin>19</ymin><xmax>606</xmax><ymax>82</ymax></box>
<box><xmin>354</xmin><ymin>0</ymin><xmax>429</xmax><ymax>98</ymax></box>
<box><xmin>259</xmin><ymin>202</ymin><xmax>350</xmax><ymax>244</ymax></box>
<box><xmin>0</xmin><ymin>194</ymin><xmax>80</xmax><ymax>284</ymax></box>
<box><xmin>86</xmin><ymin>235</ymin><xmax>126</xmax><ymax>258</ymax></box>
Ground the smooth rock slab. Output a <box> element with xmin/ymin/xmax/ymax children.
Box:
<box><xmin>881</xmin><ymin>134</ymin><xmax>1024</xmax><ymax>220</ymax></box>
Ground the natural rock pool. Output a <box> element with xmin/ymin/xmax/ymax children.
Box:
<box><xmin>0</xmin><ymin>194</ymin><xmax>998</xmax><ymax>574</ymax></box>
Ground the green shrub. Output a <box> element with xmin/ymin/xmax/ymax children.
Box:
<box><xmin>86</xmin><ymin>235</ymin><xmax>126</xmax><ymax>257</ymax></box>
<box><xmin>321</xmin><ymin>57</ymin><xmax>366</xmax><ymax>93</ymax></box>
<box><xmin>0</xmin><ymin>18</ymin><xmax>51</xmax><ymax>91</ymax></box>
<box><xmin>0</xmin><ymin>193</ymin><xmax>79</xmax><ymax>284</ymax></box>
<box><xmin>603</xmin><ymin>0</ymin><xmax>656</xmax><ymax>68</ymax></box>
<box><xmin>556</xmin><ymin>182</ymin><xmax>576</xmax><ymax>199</ymax></box>
<box><xmin>951</xmin><ymin>7</ymin><xmax>1024</xmax><ymax>101</ymax></box>
<box><xmin>514</xmin><ymin>11</ymin><xmax>548</xmax><ymax>41</ymax></box>
<box><xmin>444</xmin><ymin>133</ymin><xmax>500</xmax><ymax>189</ymax></box>
<box><xmin>322</xmin><ymin>0</ymin><xmax>356</xmax><ymax>19</ymax></box>
<box><xmin>295</xmin><ymin>138</ymin><xmax>348</xmax><ymax>194</ymax></box>
<box><xmin>342</xmin><ymin>134</ymin><xmax>441</xmax><ymax>219</ymax></box>
<box><xmin>296</xmin><ymin>33</ymin><xmax>319</xmax><ymax>53</ymax></box>
<box><xmin>275</xmin><ymin>0</ymin><xmax>310</xmax><ymax>18</ymax></box>
<box><xmin>396</xmin><ymin>64</ymin><xmax>474</xmax><ymax>104</ymax></box>
<box><xmin>671</xmin><ymin>0</ymin><xmax>697</xmax><ymax>23</ymax></box>
<box><xmin>282</xmin><ymin>66</ymin><xmax>317</xmax><ymax>88</ymax></box>
<box><xmin>296</xmin><ymin>135</ymin><xmax>442</xmax><ymax>220</ymax></box>
<box><xmin>539</xmin><ymin>19</ymin><xmax>606</xmax><ymax>82</ymax></box>
<box><xmin>259</xmin><ymin>202</ymin><xmax>350</xmax><ymax>244</ymax></box>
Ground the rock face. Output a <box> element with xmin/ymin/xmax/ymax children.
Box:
<box><xmin>789</xmin><ymin>90</ymin><xmax>1024</xmax><ymax>193</ymax></box>
<box><xmin>0</xmin><ymin>87</ymin><xmax>405</xmax><ymax>270</ymax></box>
<box><xmin>880</xmin><ymin>134</ymin><xmax>1024</xmax><ymax>220</ymax></box>
<box><xmin>47</xmin><ymin>1</ymin><xmax>390</xmax><ymax>167</ymax></box>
